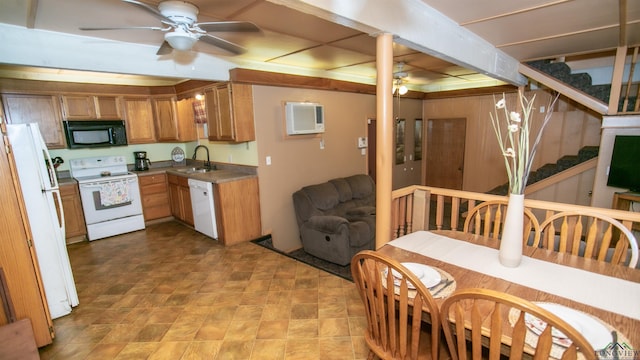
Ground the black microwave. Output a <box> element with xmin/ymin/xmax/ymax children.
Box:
<box><xmin>63</xmin><ymin>120</ymin><xmax>128</xmax><ymax>149</ymax></box>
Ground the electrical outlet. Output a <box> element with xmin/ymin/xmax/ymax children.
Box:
<box><xmin>266</xmin><ymin>156</ymin><xmax>271</xmax><ymax>165</ymax></box>
<box><xmin>320</xmin><ymin>139</ymin><xmax>325</xmax><ymax>149</ymax></box>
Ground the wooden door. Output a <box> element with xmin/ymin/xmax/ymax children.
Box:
<box><xmin>425</xmin><ymin>118</ymin><xmax>466</xmax><ymax>190</ymax></box>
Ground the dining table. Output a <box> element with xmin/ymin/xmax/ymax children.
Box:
<box><xmin>376</xmin><ymin>229</ymin><xmax>640</xmax><ymax>353</ymax></box>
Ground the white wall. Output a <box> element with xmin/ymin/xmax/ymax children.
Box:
<box><xmin>591</xmin><ymin>115</ymin><xmax>640</xmax><ymax>208</ymax></box>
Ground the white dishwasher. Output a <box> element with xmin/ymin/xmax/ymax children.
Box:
<box><xmin>188</xmin><ymin>178</ymin><xmax>218</xmax><ymax>239</ymax></box>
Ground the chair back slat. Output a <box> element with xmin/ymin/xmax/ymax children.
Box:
<box><xmin>441</xmin><ymin>288</ymin><xmax>596</xmax><ymax>360</ymax></box>
<box><xmin>539</xmin><ymin>211</ymin><xmax>639</xmax><ymax>268</ymax></box>
<box><xmin>351</xmin><ymin>250</ymin><xmax>441</xmax><ymax>359</ymax></box>
<box><xmin>463</xmin><ymin>200</ymin><xmax>541</xmax><ymax>246</ymax></box>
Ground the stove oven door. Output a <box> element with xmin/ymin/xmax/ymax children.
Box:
<box><xmin>77</xmin><ymin>176</ymin><xmax>143</xmax><ymax>225</ymax></box>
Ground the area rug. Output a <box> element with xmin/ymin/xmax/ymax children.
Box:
<box><xmin>251</xmin><ymin>236</ymin><xmax>353</xmax><ymax>281</ymax></box>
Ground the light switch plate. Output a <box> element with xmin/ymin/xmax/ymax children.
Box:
<box><xmin>358</xmin><ymin>137</ymin><xmax>368</xmax><ymax>148</ymax></box>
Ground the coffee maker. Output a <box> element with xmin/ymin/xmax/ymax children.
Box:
<box><xmin>133</xmin><ymin>151</ymin><xmax>151</xmax><ymax>171</ymax></box>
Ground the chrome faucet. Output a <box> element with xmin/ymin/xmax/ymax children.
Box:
<box><xmin>192</xmin><ymin>145</ymin><xmax>211</xmax><ymax>169</ymax></box>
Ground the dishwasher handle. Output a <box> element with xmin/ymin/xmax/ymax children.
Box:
<box><xmin>188</xmin><ymin>178</ymin><xmax>212</xmax><ymax>192</ymax></box>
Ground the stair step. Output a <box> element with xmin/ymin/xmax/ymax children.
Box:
<box><xmin>578</xmin><ymin>146</ymin><xmax>599</xmax><ymax>161</ymax></box>
<box><xmin>557</xmin><ymin>155</ymin><xmax>579</xmax><ymax>171</ymax></box>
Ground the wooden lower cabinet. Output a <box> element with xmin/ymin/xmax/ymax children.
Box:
<box><xmin>139</xmin><ymin>173</ymin><xmax>172</xmax><ymax>222</ymax></box>
<box><xmin>214</xmin><ymin>177</ymin><xmax>261</xmax><ymax>245</ymax></box>
<box><xmin>167</xmin><ymin>174</ymin><xmax>194</xmax><ymax>226</ymax></box>
<box><xmin>59</xmin><ymin>182</ymin><xmax>87</xmax><ymax>243</ymax></box>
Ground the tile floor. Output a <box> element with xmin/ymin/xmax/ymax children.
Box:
<box><xmin>38</xmin><ymin>221</ymin><xmax>369</xmax><ymax>359</ymax></box>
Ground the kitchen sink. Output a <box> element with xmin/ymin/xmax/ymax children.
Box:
<box><xmin>176</xmin><ymin>167</ymin><xmax>216</xmax><ymax>174</ymax></box>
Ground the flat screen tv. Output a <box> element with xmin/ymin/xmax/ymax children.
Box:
<box><xmin>607</xmin><ymin>135</ymin><xmax>640</xmax><ymax>192</ymax></box>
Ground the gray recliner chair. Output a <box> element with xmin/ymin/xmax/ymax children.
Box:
<box><xmin>292</xmin><ymin>174</ymin><xmax>376</xmax><ymax>266</ymax></box>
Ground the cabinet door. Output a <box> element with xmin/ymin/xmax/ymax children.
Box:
<box><xmin>153</xmin><ymin>97</ymin><xmax>179</xmax><ymax>142</ymax></box>
<box><xmin>180</xmin><ymin>185</ymin><xmax>194</xmax><ymax>226</ymax></box>
<box><xmin>0</xmin><ymin>129</ymin><xmax>54</xmax><ymax>347</ymax></box>
<box><xmin>176</xmin><ymin>98</ymin><xmax>197</xmax><ymax>142</ymax></box>
<box><xmin>139</xmin><ymin>174</ymin><xmax>171</xmax><ymax>221</ymax></box>
<box><xmin>168</xmin><ymin>180</ymin><xmax>182</xmax><ymax>220</ymax></box>
<box><xmin>205</xmin><ymin>83</ymin><xmax>255</xmax><ymax>143</ymax></box>
<box><xmin>61</xmin><ymin>94</ymin><xmax>96</xmax><ymax>119</ymax></box>
<box><xmin>229</xmin><ymin>83</ymin><xmax>255</xmax><ymax>142</ymax></box>
<box><xmin>123</xmin><ymin>96</ymin><xmax>156</xmax><ymax>144</ymax></box>
<box><xmin>217</xmin><ymin>85</ymin><xmax>235</xmax><ymax>140</ymax></box>
<box><xmin>59</xmin><ymin>183</ymin><xmax>87</xmax><ymax>241</ymax></box>
<box><xmin>205</xmin><ymin>88</ymin><xmax>221</xmax><ymax>140</ymax></box>
<box><xmin>214</xmin><ymin>177</ymin><xmax>261</xmax><ymax>245</ymax></box>
<box><xmin>95</xmin><ymin>96</ymin><xmax>122</xmax><ymax>119</ymax></box>
<box><xmin>1</xmin><ymin>94</ymin><xmax>66</xmax><ymax>148</ymax></box>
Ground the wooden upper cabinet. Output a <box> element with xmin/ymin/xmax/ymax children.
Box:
<box><xmin>1</xmin><ymin>93</ymin><xmax>66</xmax><ymax>148</ymax></box>
<box><xmin>176</xmin><ymin>97</ymin><xmax>197</xmax><ymax>142</ymax></box>
<box><xmin>61</xmin><ymin>94</ymin><xmax>122</xmax><ymax>120</ymax></box>
<box><xmin>206</xmin><ymin>83</ymin><xmax>255</xmax><ymax>142</ymax></box>
<box><xmin>122</xmin><ymin>96</ymin><xmax>156</xmax><ymax>144</ymax></box>
<box><xmin>153</xmin><ymin>96</ymin><xmax>179</xmax><ymax>142</ymax></box>
<box><xmin>95</xmin><ymin>96</ymin><xmax>122</xmax><ymax>119</ymax></box>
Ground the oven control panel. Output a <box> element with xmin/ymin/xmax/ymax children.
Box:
<box><xmin>69</xmin><ymin>155</ymin><xmax>129</xmax><ymax>179</ymax></box>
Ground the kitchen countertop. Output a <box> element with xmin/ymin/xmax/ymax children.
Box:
<box><xmin>134</xmin><ymin>166</ymin><xmax>257</xmax><ymax>184</ymax></box>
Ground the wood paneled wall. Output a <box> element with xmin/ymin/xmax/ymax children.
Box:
<box><xmin>423</xmin><ymin>89</ymin><xmax>602</xmax><ymax>193</ymax></box>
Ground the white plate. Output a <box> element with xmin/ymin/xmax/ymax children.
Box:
<box><xmin>399</xmin><ymin>263</ymin><xmax>442</xmax><ymax>288</ymax></box>
<box><xmin>384</xmin><ymin>263</ymin><xmax>442</xmax><ymax>289</ymax></box>
<box><xmin>524</xmin><ymin>303</ymin><xmax>612</xmax><ymax>350</ymax></box>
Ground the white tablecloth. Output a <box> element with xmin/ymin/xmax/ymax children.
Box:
<box><xmin>388</xmin><ymin>231</ymin><xmax>640</xmax><ymax>320</ymax></box>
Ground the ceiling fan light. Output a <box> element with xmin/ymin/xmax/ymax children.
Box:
<box><xmin>165</xmin><ymin>32</ymin><xmax>197</xmax><ymax>51</ymax></box>
<box><xmin>398</xmin><ymin>85</ymin><xmax>408</xmax><ymax>95</ymax></box>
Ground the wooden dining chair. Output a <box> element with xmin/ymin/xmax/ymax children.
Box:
<box><xmin>440</xmin><ymin>288</ymin><xmax>596</xmax><ymax>360</ymax></box>
<box><xmin>539</xmin><ymin>211</ymin><xmax>639</xmax><ymax>268</ymax></box>
<box><xmin>351</xmin><ymin>250</ymin><xmax>442</xmax><ymax>360</ymax></box>
<box><xmin>463</xmin><ymin>200</ymin><xmax>541</xmax><ymax>246</ymax></box>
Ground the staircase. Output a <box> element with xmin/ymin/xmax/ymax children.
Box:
<box><xmin>526</xmin><ymin>60</ymin><xmax>637</xmax><ymax>113</ymax></box>
<box><xmin>487</xmin><ymin>146</ymin><xmax>599</xmax><ymax>196</ymax></box>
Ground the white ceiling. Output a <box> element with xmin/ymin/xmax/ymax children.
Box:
<box><xmin>0</xmin><ymin>0</ymin><xmax>638</xmax><ymax>92</ymax></box>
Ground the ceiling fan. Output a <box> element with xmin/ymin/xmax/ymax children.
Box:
<box><xmin>79</xmin><ymin>0</ymin><xmax>261</xmax><ymax>55</ymax></box>
<box><xmin>393</xmin><ymin>62</ymin><xmax>409</xmax><ymax>95</ymax></box>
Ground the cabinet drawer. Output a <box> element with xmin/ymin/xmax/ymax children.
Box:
<box><xmin>139</xmin><ymin>174</ymin><xmax>167</xmax><ymax>186</ymax></box>
<box><xmin>167</xmin><ymin>173</ymin><xmax>189</xmax><ymax>187</ymax></box>
<box><xmin>141</xmin><ymin>182</ymin><xmax>168</xmax><ymax>195</ymax></box>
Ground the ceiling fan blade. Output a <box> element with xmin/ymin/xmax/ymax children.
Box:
<box><xmin>79</xmin><ymin>26</ymin><xmax>167</xmax><ymax>31</ymax></box>
<box><xmin>156</xmin><ymin>41</ymin><xmax>173</xmax><ymax>55</ymax></box>
<box><xmin>122</xmin><ymin>0</ymin><xmax>176</xmax><ymax>26</ymax></box>
<box><xmin>196</xmin><ymin>21</ymin><xmax>260</xmax><ymax>33</ymax></box>
<box><xmin>199</xmin><ymin>34</ymin><xmax>247</xmax><ymax>55</ymax></box>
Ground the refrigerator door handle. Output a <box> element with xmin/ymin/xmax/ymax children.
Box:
<box><xmin>52</xmin><ymin>189</ymin><xmax>65</xmax><ymax>233</ymax></box>
<box><xmin>33</xmin><ymin>124</ymin><xmax>59</xmax><ymax>190</ymax></box>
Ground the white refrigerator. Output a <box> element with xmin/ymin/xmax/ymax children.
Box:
<box><xmin>7</xmin><ymin>123</ymin><xmax>79</xmax><ymax>319</ymax></box>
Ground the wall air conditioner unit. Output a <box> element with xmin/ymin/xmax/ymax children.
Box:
<box><xmin>285</xmin><ymin>102</ymin><xmax>324</xmax><ymax>135</ymax></box>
